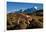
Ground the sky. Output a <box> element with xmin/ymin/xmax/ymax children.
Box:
<box><xmin>7</xmin><ymin>2</ymin><xmax>43</xmax><ymax>13</ymax></box>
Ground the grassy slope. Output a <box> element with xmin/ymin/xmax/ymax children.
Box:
<box><xmin>7</xmin><ymin>10</ymin><xmax>43</xmax><ymax>29</ymax></box>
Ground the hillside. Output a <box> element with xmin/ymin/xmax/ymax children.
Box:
<box><xmin>7</xmin><ymin>9</ymin><xmax>43</xmax><ymax>30</ymax></box>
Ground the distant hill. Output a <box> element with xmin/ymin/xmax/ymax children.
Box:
<box><xmin>14</xmin><ymin>7</ymin><xmax>37</xmax><ymax>14</ymax></box>
<box><xmin>23</xmin><ymin>8</ymin><xmax>36</xmax><ymax>14</ymax></box>
<box><xmin>8</xmin><ymin>7</ymin><xmax>38</xmax><ymax>14</ymax></box>
<box><xmin>31</xmin><ymin>9</ymin><xmax>43</xmax><ymax>16</ymax></box>
<box><xmin>8</xmin><ymin>7</ymin><xmax>43</xmax><ymax>16</ymax></box>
